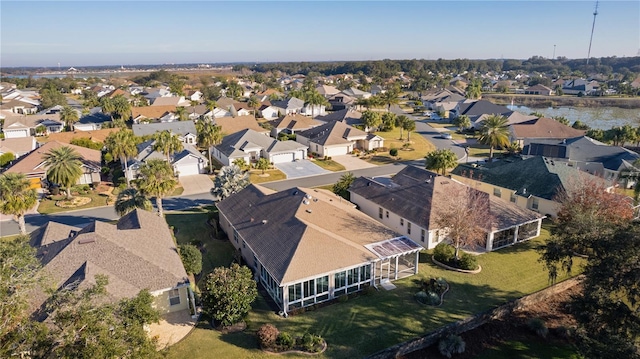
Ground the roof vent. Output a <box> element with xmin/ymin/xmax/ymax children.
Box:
<box><xmin>262</xmin><ymin>219</ymin><xmax>268</xmax><ymax>225</ymax></box>
<box><xmin>306</xmin><ymin>209</ymin><xmax>312</xmax><ymax>213</ymax></box>
<box><xmin>78</xmin><ymin>237</ymin><xmax>96</xmax><ymax>245</ymax></box>
<box><xmin>302</xmin><ymin>199</ymin><xmax>310</xmax><ymax>205</ymax></box>
<box><xmin>305</xmin><ymin>194</ymin><xmax>312</xmax><ymax>200</ymax></box>
<box><xmin>293</xmin><ymin>190</ymin><xmax>298</xmax><ymax>195</ymax></box>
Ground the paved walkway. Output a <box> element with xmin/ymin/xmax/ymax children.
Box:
<box><xmin>179</xmin><ymin>174</ymin><xmax>213</xmax><ymax>195</ymax></box>
<box><xmin>147</xmin><ymin>309</ymin><xmax>197</xmax><ymax>349</ymax></box>
<box><xmin>331</xmin><ymin>155</ymin><xmax>377</xmax><ymax>171</ymax></box>
<box><xmin>275</xmin><ymin>160</ymin><xmax>329</xmax><ymax>179</ymax></box>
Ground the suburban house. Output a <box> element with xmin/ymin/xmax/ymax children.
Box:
<box><xmin>562</xmin><ymin>79</ymin><xmax>596</xmax><ymax>95</ymax></box>
<box><xmin>471</xmin><ymin>111</ymin><xmax>538</xmax><ymax>130</ymax></box>
<box><xmin>522</xmin><ymin>135</ymin><xmax>640</xmax><ymax>183</ymax></box>
<box><xmin>450</xmin><ymin>156</ymin><xmax>612</xmax><ymax>218</ymax></box>
<box><xmin>132</xmin><ymin>120</ymin><xmax>198</xmax><ymax>145</ymax></box>
<box><xmin>271</xmin><ymin>98</ymin><xmax>305</xmax><ymax>115</ymax></box>
<box><xmin>212</xmin><ymin>128</ymin><xmax>308</xmax><ymax>166</ymax></box>
<box><xmin>349</xmin><ymin>166</ymin><xmax>544</xmax><ymax>251</ymax></box>
<box><xmin>509</xmin><ymin>117</ymin><xmax>586</xmax><ymax>147</ymax></box>
<box><xmin>328</xmin><ymin>93</ymin><xmax>356</xmax><ymax>111</ymax></box>
<box><xmin>0</xmin><ymin>136</ymin><xmax>38</xmax><ymax>159</ymax></box>
<box><xmin>74</xmin><ymin>113</ymin><xmax>112</xmax><ymax>131</ymax></box>
<box><xmin>187</xmin><ymin>90</ymin><xmax>203</xmax><ymax>102</ymax></box>
<box><xmin>316</xmin><ymin>109</ymin><xmax>363</xmax><ymax>126</ymax></box>
<box><xmin>29</xmin><ymin>209</ymin><xmax>194</xmax><ymax>317</ymax></box>
<box><xmin>340</xmin><ymin>87</ymin><xmax>372</xmax><ymax>99</ymax></box>
<box><xmin>213</xmin><ymin>115</ymin><xmax>270</xmax><ymax>136</ymax></box>
<box><xmin>131</xmin><ymin>105</ymin><xmax>178</xmax><ymax>123</ymax></box>
<box><xmin>143</xmin><ymin>88</ymin><xmax>172</xmax><ymax>103</ymax></box>
<box><xmin>524</xmin><ymin>84</ymin><xmax>554</xmax><ymax>96</ymax></box>
<box><xmin>2</xmin><ymin>114</ymin><xmax>64</xmax><ymax>138</ymax></box>
<box><xmin>185</xmin><ymin>105</ymin><xmax>209</xmax><ymax>120</ymax></box>
<box><xmin>269</xmin><ymin>114</ymin><xmax>324</xmax><ymax>137</ymax></box>
<box><xmin>458</xmin><ymin>100</ymin><xmax>511</xmax><ymax>124</ymax></box>
<box><xmin>5</xmin><ymin>140</ymin><xmax>101</xmax><ymax>187</ymax></box>
<box><xmin>216</xmin><ymin>185</ymin><xmax>423</xmax><ymax>314</ymax></box>
<box><xmin>421</xmin><ymin>89</ymin><xmax>465</xmax><ymax>110</ymax></box>
<box><xmin>259</xmin><ymin>104</ymin><xmax>280</xmax><ymax>120</ymax></box>
<box><xmin>296</xmin><ymin>121</ymin><xmax>384</xmax><ymax>157</ymax></box>
<box><xmin>316</xmin><ymin>84</ymin><xmax>340</xmax><ymax>98</ymax></box>
<box><xmin>42</xmin><ymin>128</ymin><xmax>117</xmax><ymax>146</ymax></box>
<box><xmin>126</xmin><ymin>140</ymin><xmax>208</xmax><ymax>179</ymax></box>
<box><xmin>0</xmin><ymin>99</ymin><xmax>39</xmax><ymax>115</ymax></box>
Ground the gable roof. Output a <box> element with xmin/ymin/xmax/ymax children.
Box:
<box><xmin>132</xmin><ymin>120</ymin><xmax>197</xmax><ymax>138</ymax></box>
<box><xmin>0</xmin><ymin>136</ymin><xmax>37</xmax><ymax>155</ymax></box>
<box><xmin>510</xmin><ymin>117</ymin><xmax>586</xmax><ymax>140</ymax></box>
<box><xmin>270</xmin><ymin>114</ymin><xmax>324</xmax><ymax>131</ymax></box>
<box><xmin>39</xmin><ymin>128</ymin><xmax>117</xmax><ymax>144</ymax></box>
<box><xmin>271</xmin><ymin>97</ymin><xmax>305</xmax><ymax>110</ymax></box>
<box><xmin>316</xmin><ymin>109</ymin><xmax>363</xmax><ymax>125</ymax></box>
<box><xmin>131</xmin><ymin>105</ymin><xmax>177</xmax><ymax>120</ymax></box>
<box><xmin>31</xmin><ymin>209</ymin><xmax>188</xmax><ymax>303</ymax></box>
<box><xmin>217</xmin><ymin>185</ymin><xmax>403</xmax><ymax>284</ymax></box>
<box><xmin>215</xmin><ymin>128</ymin><xmax>302</xmax><ymax>157</ymax></box>
<box><xmin>450</xmin><ymin>156</ymin><xmax>608</xmax><ymax>200</ymax></box>
<box><xmin>3</xmin><ymin>114</ymin><xmax>62</xmax><ymax>129</ymax></box>
<box><xmin>297</xmin><ymin>120</ymin><xmax>367</xmax><ymax>146</ymax></box>
<box><xmin>458</xmin><ymin>100</ymin><xmax>511</xmax><ymax>117</ymax></box>
<box><xmin>77</xmin><ymin>113</ymin><xmax>111</xmax><ymax>125</ymax></box>
<box><xmin>315</xmin><ymin>84</ymin><xmax>340</xmax><ymax>96</ymax></box>
<box><xmin>213</xmin><ymin>115</ymin><xmax>268</xmax><ymax>135</ymax></box>
<box><xmin>5</xmin><ymin>140</ymin><xmax>101</xmax><ymax>176</ymax></box>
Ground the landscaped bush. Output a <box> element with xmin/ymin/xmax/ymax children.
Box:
<box><xmin>438</xmin><ymin>334</ymin><xmax>466</xmax><ymax>358</ymax></box>
<box><xmin>276</xmin><ymin>332</ymin><xmax>294</xmax><ymax>350</ymax></box>
<box><xmin>433</xmin><ymin>243</ymin><xmax>478</xmax><ymax>271</ymax></box>
<box><xmin>527</xmin><ymin>317</ymin><xmax>548</xmax><ymax>338</ymax></box>
<box><xmin>72</xmin><ymin>184</ymin><xmax>91</xmax><ymax>195</ymax></box>
<box><xmin>389</xmin><ymin>148</ymin><xmax>398</xmax><ymax>157</ymax></box>
<box><xmin>257</xmin><ymin>324</ymin><xmax>279</xmax><ymax>349</ymax></box>
<box><xmin>457</xmin><ymin>252</ymin><xmax>478</xmax><ymax>271</ymax></box>
<box><xmin>433</xmin><ymin>243</ymin><xmax>455</xmax><ymax>263</ymax></box>
<box><xmin>298</xmin><ymin>333</ymin><xmax>323</xmax><ymax>352</ymax></box>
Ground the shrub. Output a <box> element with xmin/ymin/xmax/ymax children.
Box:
<box><xmin>257</xmin><ymin>323</ymin><xmax>279</xmax><ymax>349</ymax></box>
<box><xmin>276</xmin><ymin>332</ymin><xmax>294</xmax><ymax>350</ymax></box>
<box><xmin>389</xmin><ymin>148</ymin><xmax>398</xmax><ymax>156</ymax></box>
<box><xmin>0</xmin><ymin>152</ymin><xmax>15</xmax><ymax>167</ymax></box>
<box><xmin>527</xmin><ymin>317</ymin><xmax>548</xmax><ymax>338</ymax></box>
<box><xmin>433</xmin><ymin>243</ymin><xmax>455</xmax><ymax>263</ymax></box>
<box><xmin>438</xmin><ymin>334</ymin><xmax>466</xmax><ymax>358</ymax></box>
<box><xmin>362</xmin><ymin>284</ymin><xmax>376</xmax><ymax>296</ymax></box>
<box><xmin>301</xmin><ymin>333</ymin><xmax>314</xmax><ymax>351</ymax></box>
<box><xmin>415</xmin><ymin>291</ymin><xmax>428</xmax><ymax>304</ymax></box>
<box><xmin>178</xmin><ymin>244</ymin><xmax>203</xmax><ymax>275</ymax></box>
<box><xmin>457</xmin><ymin>252</ymin><xmax>478</xmax><ymax>271</ymax></box>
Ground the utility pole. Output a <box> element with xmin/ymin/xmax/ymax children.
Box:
<box><xmin>586</xmin><ymin>0</ymin><xmax>599</xmax><ymax>65</ymax></box>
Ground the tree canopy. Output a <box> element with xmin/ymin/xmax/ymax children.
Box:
<box><xmin>43</xmin><ymin>146</ymin><xmax>83</xmax><ymax>199</ymax></box>
<box><xmin>201</xmin><ymin>263</ymin><xmax>257</xmax><ymax>327</ymax></box>
<box><xmin>425</xmin><ymin>149</ymin><xmax>458</xmax><ymax>175</ymax></box>
<box><xmin>211</xmin><ymin>165</ymin><xmax>250</xmax><ymax>201</ymax></box>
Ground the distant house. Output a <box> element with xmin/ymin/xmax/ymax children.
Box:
<box><xmin>187</xmin><ymin>90</ymin><xmax>202</xmax><ymax>102</ymax></box>
<box><xmin>0</xmin><ymin>99</ymin><xmax>39</xmax><ymax>115</ymax></box>
<box><xmin>212</xmin><ymin>128</ymin><xmax>307</xmax><ymax>166</ymax></box>
<box><xmin>131</xmin><ymin>105</ymin><xmax>178</xmax><ymax>123</ymax></box>
<box><xmin>0</xmin><ymin>136</ymin><xmax>37</xmax><ymax>159</ymax></box>
<box><xmin>340</xmin><ymin>87</ymin><xmax>371</xmax><ymax>99</ymax></box>
<box><xmin>296</xmin><ymin>120</ymin><xmax>383</xmax><ymax>157</ymax></box>
<box><xmin>126</xmin><ymin>140</ymin><xmax>208</xmax><ymax>179</ymax></box>
<box><xmin>350</xmin><ymin>166</ymin><xmax>544</xmax><ymax>251</ymax></box>
<box><xmin>2</xmin><ymin>114</ymin><xmax>64</xmax><ymax>138</ymax></box>
<box><xmin>271</xmin><ymin>97</ymin><xmax>305</xmax><ymax>115</ymax></box>
<box><xmin>315</xmin><ymin>84</ymin><xmax>340</xmax><ymax>98</ymax></box>
<box><xmin>29</xmin><ymin>210</ymin><xmax>193</xmax><ymax>317</ymax></box>
<box><xmin>509</xmin><ymin>117</ymin><xmax>586</xmax><ymax>147</ymax></box>
<box><xmin>269</xmin><ymin>114</ymin><xmax>324</xmax><ymax>138</ymax></box>
<box><xmin>562</xmin><ymin>79</ymin><xmax>595</xmax><ymax>96</ymax></box>
<box><xmin>524</xmin><ymin>84</ymin><xmax>554</xmax><ymax>96</ymax></box>
<box><xmin>450</xmin><ymin>156</ymin><xmax>613</xmax><ymax>218</ymax></box>
<box><xmin>5</xmin><ymin>141</ymin><xmax>101</xmax><ymax>186</ymax></box>
<box><xmin>41</xmin><ymin>128</ymin><xmax>117</xmax><ymax>146</ymax></box>
<box><xmin>74</xmin><ymin>113</ymin><xmax>112</xmax><ymax>131</ymax></box>
<box><xmin>327</xmin><ymin>93</ymin><xmax>356</xmax><ymax>111</ymax></box>
<box><xmin>370</xmin><ymin>85</ymin><xmax>385</xmax><ymax>96</ymax></box>
<box><xmin>213</xmin><ymin>115</ymin><xmax>269</xmax><ymax>136</ymax></box>
<box><xmin>132</xmin><ymin>120</ymin><xmax>198</xmax><ymax>145</ymax></box>
<box><xmin>316</xmin><ymin>109</ymin><xmax>363</xmax><ymax>126</ymax></box>
<box><xmin>259</xmin><ymin>105</ymin><xmax>280</xmax><ymax>120</ymax></box>
<box><xmin>216</xmin><ymin>185</ymin><xmax>422</xmax><ymax>314</ymax></box>
<box><xmin>151</xmin><ymin>96</ymin><xmax>190</xmax><ymax>107</ymax></box>
<box><xmin>458</xmin><ymin>100</ymin><xmax>511</xmax><ymax>125</ymax></box>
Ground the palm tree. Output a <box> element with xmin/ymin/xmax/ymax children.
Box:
<box><xmin>425</xmin><ymin>149</ymin><xmax>458</xmax><ymax>175</ymax></box>
<box><xmin>304</xmin><ymin>89</ymin><xmax>329</xmax><ymax>118</ymax></box>
<box><xmin>112</xmin><ymin>95</ymin><xmax>131</xmax><ymax>121</ymax></box>
<box><xmin>0</xmin><ymin>173</ymin><xmax>38</xmax><ymax>235</ymax></box>
<box><xmin>197</xmin><ymin>123</ymin><xmax>224</xmax><ymax>174</ymax></box>
<box><xmin>380</xmin><ymin>89</ymin><xmax>400</xmax><ymax>111</ymax></box>
<box><xmin>247</xmin><ymin>96</ymin><xmax>260</xmax><ymax>116</ymax></box>
<box><xmin>478</xmin><ymin>115</ymin><xmax>510</xmax><ymax>162</ymax></box>
<box><xmin>153</xmin><ymin>130</ymin><xmax>184</xmax><ymax>163</ymax></box>
<box><xmin>396</xmin><ymin>115</ymin><xmax>410</xmax><ymax>140</ymax></box>
<box><xmin>105</xmin><ymin>129</ymin><xmax>138</xmax><ymax>187</ymax></box>
<box><xmin>403</xmin><ymin>119</ymin><xmax>416</xmax><ymax>141</ymax></box>
<box><xmin>453</xmin><ymin>115</ymin><xmax>471</xmax><ymax>132</ymax></box>
<box><xmin>134</xmin><ymin>159</ymin><xmax>177</xmax><ymax>217</ymax></box>
<box><xmin>60</xmin><ymin>106</ymin><xmax>79</xmax><ymax>131</ymax></box>
<box><xmin>114</xmin><ymin>187</ymin><xmax>152</xmax><ymax>216</ymax></box>
<box><xmin>100</xmin><ymin>96</ymin><xmax>115</xmax><ymax>119</ymax></box>
<box><xmin>43</xmin><ymin>146</ymin><xmax>83</xmax><ymax>199</ymax></box>
<box><xmin>175</xmin><ymin>106</ymin><xmax>188</xmax><ymax>121</ymax></box>
<box><xmin>211</xmin><ymin>165</ymin><xmax>250</xmax><ymax>201</ymax></box>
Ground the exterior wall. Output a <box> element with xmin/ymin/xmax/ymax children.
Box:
<box><xmin>324</xmin><ymin>144</ymin><xmax>351</xmax><ymax>157</ymax></box>
<box><xmin>296</xmin><ymin>134</ymin><xmax>311</xmax><ymax>147</ymax></box>
<box><xmin>212</xmin><ymin>147</ymin><xmax>231</xmax><ymax>166</ymax></box>
<box><xmin>365</xmin><ymin>138</ymin><xmax>384</xmax><ymax>151</ymax></box>
<box><xmin>451</xmin><ymin>174</ymin><xmax>560</xmax><ymax>217</ymax></box>
<box><xmin>152</xmin><ymin>285</ymin><xmax>190</xmax><ymax>314</ymax></box>
<box><xmin>74</xmin><ymin>123</ymin><xmax>101</xmax><ymax>131</ymax></box>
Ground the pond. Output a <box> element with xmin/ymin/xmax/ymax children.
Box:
<box><xmin>509</xmin><ymin>105</ymin><xmax>640</xmax><ymax>130</ymax></box>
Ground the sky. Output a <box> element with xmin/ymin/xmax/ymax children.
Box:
<box><xmin>1</xmin><ymin>0</ymin><xmax>639</xmax><ymax>67</ymax></box>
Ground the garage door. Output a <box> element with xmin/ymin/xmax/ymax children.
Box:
<box><xmin>326</xmin><ymin>146</ymin><xmax>349</xmax><ymax>157</ymax></box>
<box><xmin>271</xmin><ymin>153</ymin><xmax>294</xmax><ymax>164</ymax></box>
<box><xmin>175</xmin><ymin>163</ymin><xmax>200</xmax><ymax>177</ymax></box>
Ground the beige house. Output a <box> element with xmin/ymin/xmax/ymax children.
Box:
<box><xmin>217</xmin><ymin>185</ymin><xmax>423</xmax><ymax>314</ymax></box>
<box><xmin>296</xmin><ymin>120</ymin><xmax>383</xmax><ymax>157</ymax></box>
<box><xmin>29</xmin><ymin>209</ymin><xmax>194</xmax><ymax>317</ymax></box>
<box><xmin>349</xmin><ymin>166</ymin><xmax>544</xmax><ymax>251</ymax></box>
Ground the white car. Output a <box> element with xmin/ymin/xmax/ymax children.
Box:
<box><xmin>439</xmin><ymin>133</ymin><xmax>453</xmax><ymax>140</ymax></box>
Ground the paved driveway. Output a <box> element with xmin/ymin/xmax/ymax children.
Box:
<box><xmin>275</xmin><ymin>160</ymin><xmax>330</xmax><ymax>179</ymax></box>
<box><xmin>179</xmin><ymin>174</ymin><xmax>213</xmax><ymax>195</ymax></box>
<box><xmin>332</xmin><ymin>155</ymin><xmax>377</xmax><ymax>171</ymax></box>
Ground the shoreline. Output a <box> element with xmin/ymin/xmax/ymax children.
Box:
<box><xmin>483</xmin><ymin>93</ymin><xmax>640</xmax><ymax>110</ymax></box>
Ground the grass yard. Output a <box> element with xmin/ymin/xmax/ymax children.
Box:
<box><xmin>1</xmin><ymin>234</ymin><xmax>22</xmax><ymax>241</ymax></box>
<box><xmin>426</xmin><ymin>121</ymin><xmax>454</xmax><ymax>129</ymax></box>
<box><xmin>248</xmin><ymin>169</ymin><xmax>287</xmax><ymax>183</ymax></box>
<box><xmin>37</xmin><ymin>192</ymin><xmax>109</xmax><ymax>214</ymax></box>
<box><xmin>466</xmin><ymin>145</ymin><xmax>507</xmax><ymax>159</ymax></box>
<box><xmin>312</xmin><ymin>159</ymin><xmax>346</xmax><ymax>172</ymax></box>
<box><xmin>367</xmin><ymin>127</ymin><xmax>436</xmax><ymax>165</ymax></box>
<box><xmin>475</xmin><ymin>340</ymin><xmax>582</xmax><ymax>359</ymax></box>
<box><xmin>166</xmin><ymin>222</ymin><xmax>584</xmax><ymax>359</ymax></box>
<box><xmin>170</xmin><ymin>186</ymin><xmax>185</xmax><ymax>196</ymax></box>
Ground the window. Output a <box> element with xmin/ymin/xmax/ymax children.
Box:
<box><xmin>421</xmin><ymin>229</ymin><xmax>426</xmax><ymax>242</ymax></box>
<box><xmin>316</xmin><ymin>276</ymin><xmax>329</xmax><ymax>294</ymax></box>
<box><xmin>169</xmin><ymin>289</ymin><xmax>181</xmax><ymax>306</ymax></box>
<box><xmin>493</xmin><ymin>188</ymin><xmax>501</xmax><ymax>197</ymax></box>
<box><xmin>242</xmin><ymin>240</ymin><xmax>246</xmax><ymax>249</ymax></box>
<box><xmin>335</xmin><ymin>271</ymin><xmax>346</xmax><ymax>288</ymax></box>
<box><xmin>303</xmin><ymin>279</ymin><xmax>315</xmax><ymax>298</ymax></box>
<box><xmin>347</xmin><ymin>268</ymin><xmax>358</xmax><ymax>286</ymax></box>
<box><xmin>510</xmin><ymin>193</ymin><xmax>517</xmax><ymax>203</ymax></box>
<box><xmin>433</xmin><ymin>230</ymin><xmax>440</xmax><ymax>243</ymax></box>
<box><xmin>400</xmin><ymin>218</ymin><xmax>404</xmax><ymax>226</ymax></box>
<box><xmin>379</xmin><ymin>207</ymin><xmax>383</xmax><ymax>219</ymax></box>
<box><xmin>253</xmin><ymin>255</ymin><xmax>258</xmax><ymax>269</ymax></box>
<box><xmin>288</xmin><ymin>283</ymin><xmax>302</xmax><ymax>302</ymax></box>
<box><xmin>360</xmin><ymin>264</ymin><xmax>371</xmax><ymax>282</ymax></box>
<box><xmin>407</xmin><ymin>222</ymin><xmax>412</xmax><ymax>234</ymax></box>
<box><xmin>532</xmin><ymin>198</ymin><xmax>539</xmax><ymax>210</ymax></box>
<box><xmin>385</xmin><ymin>210</ymin><xmax>389</xmax><ymax>218</ymax></box>
<box><xmin>233</xmin><ymin>229</ymin><xmax>239</xmax><ymax>243</ymax></box>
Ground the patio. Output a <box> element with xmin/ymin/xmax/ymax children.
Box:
<box><xmin>147</xmin><ymin>309</ymin><xmax>197</xmax><ymax>349</ymax></box>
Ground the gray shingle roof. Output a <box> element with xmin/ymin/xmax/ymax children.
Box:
<box><xmin>297</xmin><ymin>121</ymin><xmax>367</xmax><ymax>146</ymax></box>
<box><xmin>458</xmin><ymin>100</ymin><xmax>511</xmax><ymax>117</ymax></box>
<box><xmin>215</xmin><ymin>128</ymin><xmax>303</xmax><ymax>157</ymax></box>
<box><xmin>132</xmin><ymin>120</ymin><xmax>197</xmax><ymax>138</ymax></box>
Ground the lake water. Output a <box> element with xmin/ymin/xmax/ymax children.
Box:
<box><xmin>509</xmin><ymin>105</ymin><xmax>640</xmax><ymax>130</ymax></box>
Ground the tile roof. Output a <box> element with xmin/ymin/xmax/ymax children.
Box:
<box><xmin>5</xmin><ymin>140</ymin><xmax>101</xmax><ymax>176</ymax></box>
<box><xmin>217</xmin><ymin>185</ymin><xmax>402</xmax><ymax>284</ymax></box>
<box><xmin>213</xmin><ymin>115</ymin><xmax>268</xmax><ymax>135</ymax></box>
<box><xmin>510</xmin><ymin>117</ymin><xmax>586</xmax><ymax>139</ymax></box>
<box><xmin>270</xmin><ymin>114</ymin><xmax>323</xmax><ymax>131</ymax></box>
<box><xmin>132</xmin><ymin>120</ymin><xmax>197</xmax><ymax>138</ymax></box>
<box><xmin>31</xmin><ymin>209</ymin><xmax>188</xmax><ymax>304</ymax></box>
<box><xmin>296</xmin><ymin>120</ymin><xmax>367</xmax><ymax>146</ymax></box>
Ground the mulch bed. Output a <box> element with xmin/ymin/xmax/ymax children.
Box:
<box><xmin>402</xmin><ymin>284</ymin><xmax>581</xmax><ymax>359</ymax></box>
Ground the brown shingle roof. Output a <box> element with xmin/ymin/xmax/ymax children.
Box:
<box><xmin>3</xmin><ymin>114</ymin><xmax>62</xmax><ymax>129</ymax></box>
<box><xmin>5</xmin><ymin>140</ymin><xmax>101</xmax><ymax>177</ymax></box>
<box><xmin>213</xmin><ymin>115</ymin><xmax>268</xmax><ymax>135</ymax></box>
<box><xmin>511</xmin><ymin>117</ymin><xmax>586</xmax><ymax>140</ymax></box>
<box><xmin>39</xmin><ymin>128</ymin><xmax>117</xmax><ymax>144</ymax></box>
<box><xmin>131</xmin><ymin>105</ymin><xmax>177</xmax><ymax>120</ymax></box>
<box><xmin>297</xmin><ymin>120</ymin><xmax>367</xmax><ymax>146</ymax></box>
<box><xmin>270</xmin><ymin>114</ymin><xmax>323</xmax><ymax>131</ymax></box>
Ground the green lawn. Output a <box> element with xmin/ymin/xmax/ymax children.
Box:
<box><xmin>312</xmin><ymin>159</ymin><xmax>346</xmax><ymax>172</ymax></box>
<box><xmin>476</xmin><ymin>340</ymin><xmax>582</xmax><ymax>359</ymax></box>
<box><xmin>248</xmin><ymin>169</ymin><xmax>287</xmax><ymax>183</ymax></box>
<box><xmin>166</xmin><ymin>222</ymin><xmax>584</xmax><ymax>359</ymax></box>
<box><xmin>367</xmin><ymin>127</ymin><xmax>436</xmax><ymax>165</ymax></box>
<box><xmin>466</xmin><ymin>145</ymin><xmax>507</xmax><ymax>159</ymax></box>
<box><xmin>171</xmin><ymin>186</ymin><xmax>185</xmax><ymax>196</ymax></box>
<box><xmin>426</xmin><ymin>122</ymin><xmax>454</xmax><ymax>129</ymax></box>
<box><xmin>38</xmin><ymin>192</ymin><xmax>109</xmax><ymax>214</ymax></box>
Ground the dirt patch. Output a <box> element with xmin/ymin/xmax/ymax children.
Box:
<box><xmin>402</xmin><ymin>284</ymin><xmax>581</xmax><ymax>359</ymax></box>
<box><xmin>56</xmin><ymin>196</ymin><xmax>92</xmax><ymax>208</ymax></box>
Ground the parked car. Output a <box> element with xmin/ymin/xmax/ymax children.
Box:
<box><xmin>439</xmin><ymin>133</ymin><xmax>453</xmax><ymax>140</ymax></box>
